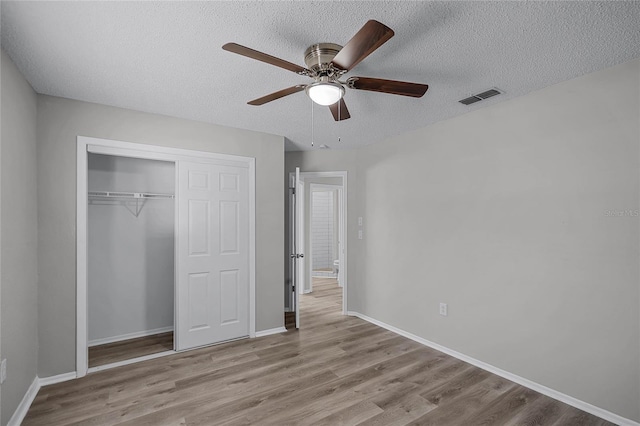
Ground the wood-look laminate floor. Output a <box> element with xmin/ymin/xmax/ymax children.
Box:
<box><xmin>25</xmin><ymin>278</ymin><xmax>613</xmax><ymax>425</ymax></box>
<box><xmin>89</xmin><ymin>332</ymin><xmax>174</xmax><ymax>368</ymax></box>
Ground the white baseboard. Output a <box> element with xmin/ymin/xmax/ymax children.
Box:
<box><xmin>39</xmin><ymin>371</ymin><xmax>77</xmax><ymax>387</ymax></box>
<box><xmin>7</xmin><ymin>376</ymin><xmax>39</xmax><ymax>426</ymax></box>
<box><xmin>347</xmin><ymin>311</ymin><xmax>639</xmax><ymax>426</ymax></box>
<box><xmin>88</xmin><ymin>326</ymin><xmax>174</xmax><ymax>347</ymax></box>
<box><xmin>7</xmin><ymin>371</ymin><xmax>78</xmax><ymax>425</ymax></box>
<box><xmin>255</xmin><ymin>326</ymin><xmax>287</xmax><ymax>338</ymax></box>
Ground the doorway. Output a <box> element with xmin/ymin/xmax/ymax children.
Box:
<box><xmin>77</xmin><ymin>136</ymin><xmax>256</xmax><ymax>377</ymax></box>
<box><xmin>287</xmin><ymin>170</ymin><xmax>347</xmax><ymax>329</ymax></box>
<box><xmin>310</xmin><ymin>184</ymin><xmax>342</xmax><ymax>282</ymax></box>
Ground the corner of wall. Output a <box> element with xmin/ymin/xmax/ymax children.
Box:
<box><xmin>1</xmin><ymin>47</ymin><xmax>40</xmax><ymax>426</ymax></box>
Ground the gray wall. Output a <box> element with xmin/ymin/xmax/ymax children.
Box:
<box><xmin>88</xmin><ymin>154</ymin><xmax>175</xmax><ymax>343</ymax></box>
<box><xmin>0</xmin><ymin>49</ymin><xmax>39</xmax><ymax>425</ymax></box>
<box><xmin>286</xmin><ymin>59</ymin><xmax>640</xmax><ymax>422</ymax></box>
<box><xmin>37</xmin><ymin>95</ymin><xmax>284</xmax><ymax>377</ymax></box>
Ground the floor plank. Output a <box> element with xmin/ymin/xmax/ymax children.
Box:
<box><xmin>88</xmin><ymin>331</ymin><xmax>174</xmax><ymax>367</ymax></box>
<box><xmin>24</xmin><ymin>278</ymin><xmax>615</xmax><ymax>425</ymax></box>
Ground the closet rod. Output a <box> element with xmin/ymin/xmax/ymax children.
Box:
<box><xmin>88</xmin><ymin>191</ymin><xmax>175</xmax><ymax>200</ymax></box>
<box><xmin>88</xmin><ymin>191</ymin><xmax>174</xmax><ymax>217</ymax></box>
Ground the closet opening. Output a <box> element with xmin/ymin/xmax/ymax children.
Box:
<box><xmin>87</xmin><ymin>153</ymin><xmax>176</xmax><ymax>368</ymax></box>
<box><xmin>77</xmin><ymin>136</ymin><xmax>257</xmax><ymax>377</ymax></box>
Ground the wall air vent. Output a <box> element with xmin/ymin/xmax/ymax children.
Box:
<box><xmin>459</xmin><ymin>88</ymin><xmax>502</xmax><ymax>105</ymax></box>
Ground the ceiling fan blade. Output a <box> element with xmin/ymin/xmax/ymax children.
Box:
<box><xmin>348</xmin><ymin>77</ymin><xmax>428</xmax><ymax>98</ymax></box>
<box><xmin>247</xmin><ymin>85</ymin><xmax>306</xmax><ymax>106</ymax></box>
<box><xmin>330</xmin><ymin>20</ymin><xmax>394</xmax><ymax>71</ymax></box>
<box><xmin>223</xmin><ymin>43</ymin><xmax>310</xmax><ymax>74</ymax></box>
<box><xmin>329</xmin><ymin>98</ymin><xmax>351</xmax><ymax>121</ymax></box>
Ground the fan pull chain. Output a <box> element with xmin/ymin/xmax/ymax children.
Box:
<box><xmin>311</xmin><ymin>99</ymin><xmax>314</xmax><ymax>147</ymax></box>
<box><xmin>338</xmin><ymin>100</ymin><xmax>342</xmax><ymax>143</ymax></box>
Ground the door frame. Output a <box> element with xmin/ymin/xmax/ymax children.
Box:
<box><xmin>309</xmin><ymin>183</ymin><xmax>344</xmax><ymax>288</ymax></box>
<box><xmin>288</xmin><ymin>171</ymin><xmax>348</xmax><ymax>316</ymax></box>
<box><xmin>76</xmin><ymin>136</ymin><xmax>256</xmax><ymax>377</ymax></box>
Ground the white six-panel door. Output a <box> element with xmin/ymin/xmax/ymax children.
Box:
<box><xmin>177</xmin><ymin>161</ymin><xmax>249</xmax><ymax>350</ymax></box>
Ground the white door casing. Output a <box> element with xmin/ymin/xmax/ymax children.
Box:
<box><xmin>294</xmin><ymin>167</ymin><xmax>303</xmax><ymax>327</ymax></box>
<box><xmin>288</xmin><ymin>172</ymin><xmax>299</xmax><ymax>328</ymax></box>
<box><xmin>177</xmin><ymin>161</ymin><xmax>250</xmax><ymax>350</ymax></box>
<box><xmin>308</xmin><ymin>183</ymin><xmax>343</xmax><ymax>288</ymax></box>
<box><xmin>296</xmin><ymin>172</ymin><xmax>306</xmax><ymax>296</ymax></box>
<box><xmin>77</xmin><ymin>136</ymin><xmax>256</xmax><ymax>377</ymax></box>
<box><xmin>287</xmin><ymin>170</ymin><xmax>348</xmax><ymax>318</ymax></box>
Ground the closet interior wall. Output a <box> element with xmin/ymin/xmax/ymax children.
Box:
<box><xmin>87</xmin><ymin>153</ymin><xmax>175</xmax><ymax>345</ymax></box>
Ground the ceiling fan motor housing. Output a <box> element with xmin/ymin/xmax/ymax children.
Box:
<box><xmin>304</xmin><ymin>43</ymin><xmax>343</xmax><ymax>75</ymax></box>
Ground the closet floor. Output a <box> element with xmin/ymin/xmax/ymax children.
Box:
<box><xmin>89</xmin><ymin>332</ymin><xmax>174</xmax><ymax>367</ymax></box>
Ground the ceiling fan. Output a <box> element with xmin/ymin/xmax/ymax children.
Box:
<box><xmin>222</xmin><ymin>20</ymin><xmax>429</xmax><ymax>121</ymax></box>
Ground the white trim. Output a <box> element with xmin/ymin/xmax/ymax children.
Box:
<box><xmin>254</xmin><ymin>327</ymin><xmax>288</xmax><ymax>338</ymax></box>
<box><xmin>77</xmin><ymin>136</ymin><xmax>257</xmax><ymax>377</ymax></box>
<box><xmin>87</xmin><ymin>350</ymin><xmax>176</xmax><ymax>373</ymax></box>
<box><xmin>88</xmin><ymin>327</ymin><xmax>174</xmax><ymax>347</ymax></box>
<box><xmin>248</xmin><ymin>157</ymin><xmax>256</xmax><ymax>338</ymax></box>
<box><xmin>309</xmin><ymin>183</ymin><xmax>342</xmax><ymax>191</ymax></box>
<box><xmin>347</xmin><ymin>311</ymin><xmax>640</xmax><ymax>426</ymax></box>
<box><xmin>296</xmin><ymin>177</ymin><xmax>306</xmax><ymax>296</ymax></box>
<box><xmin>173</xmin><ymin>159</ymin><xmax>181</xmax><ymax>351</ymax></box>
<box><xmin>309</xmin><ymin>183</ymin><xmax>342</xmax><ymax>285</ymax></box>
<box><xmin>38</xmin><ymin>372</ymin><xmax>77</xmax><ymax>387</ymax></box>
<box><xmin>7</xmin><ymin>376</ymin><xmax>39</xmax><ymax>426</ymax></box>
<box><xmin>85</xmin><ymin>137</ymin><xmax>251</xmax><ymax>167</ymax></box>
<box><xmin>76</xmin><ymin>140</ymin><xmax>88</xmax><ymax>377</ymax></box>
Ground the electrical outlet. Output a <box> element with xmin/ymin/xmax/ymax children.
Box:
<box><xmin>358</xmin><ymin>230</ymin><xmax>363</xmax><ymax>240</ymax></box>
<box><xmin>358</xmin><ymin>217</ymin><xmax>363</xmax><ymax>226</ymax></box>
<box><xmin>1</xmin><ymin>359</ymin><xmax>7</xmax><ymax>384</ymax></box>
<box><xmin>439</xmin><ymin>303</ymin><xmax>448</xmax><ymax>316</ymax></box>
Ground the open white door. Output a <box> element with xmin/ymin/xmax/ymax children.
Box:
<box><xmin>289</xmin><ymin>167</ymin><xmax>306</xmax><ymax>328</ymax></box>
<box><xmin>176</xmin><ymin>160</ymin><xmax>249</xmax><ymax>350</ymax></box>
<box><xmin>296</xmin><ymin>170</ymin><xmax>306</xmax><ymax>298</ymax></box>
<box><xmin>289</xmin><ymin>172</ymin><xmax>298</xmax><ymax>328</ymax></box>
<box><xmin>338</xmin><ymin>188</ymin><xmax>345</xmax><ymax>287</ymax></box>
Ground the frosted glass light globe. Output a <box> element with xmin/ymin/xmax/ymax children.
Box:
<box><xmin>306</xmin><ymin>82</ymin><xmax>345</xmax><ymax>106</ymax></box>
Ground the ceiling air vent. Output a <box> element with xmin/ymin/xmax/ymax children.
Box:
<box><xmin>459</xmin><ymin>88</ymin><xmax>502</xmax><ymax>105</ymax></box>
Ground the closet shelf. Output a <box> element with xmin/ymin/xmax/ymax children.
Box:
<box><xmin>88</xmin><ymin>191</ymin><xmax>174</xmax><ymax>217</ymax></box>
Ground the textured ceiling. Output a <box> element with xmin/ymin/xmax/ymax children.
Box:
<box><xmin>2</xmin><ymin>1</ymin><xmax>639</xmax><ymax>151</ymax></box>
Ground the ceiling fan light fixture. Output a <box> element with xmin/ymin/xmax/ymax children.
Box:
<box><xmin>306</xmin><ymin>81</ymin><xmax>345</xmax><ymax>106</ymax></box>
